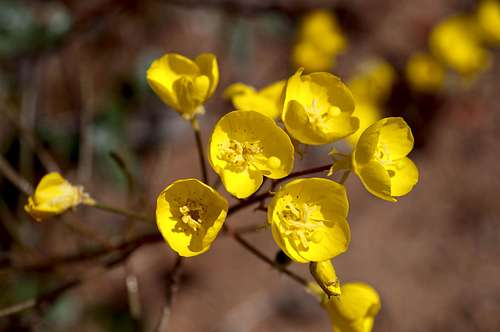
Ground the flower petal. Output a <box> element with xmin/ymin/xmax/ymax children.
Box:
<box><xmin>356</xmin><ymin>160</ymin><xmax>395</xmax><ymax>202</ymax></box>
<box><xmin>389</xmin><ymin>157</ymin><xmax>419</xmax><ymax>197</ymax></box>
<box><xmin>221</xmin><ymin>167</ymin><xmax>263</xmax><ymax>199</ymax></box>
<box><xmin>195</xmin><ymin>53</ymin><xmax>219</xmax><ymax>98</ymax></box>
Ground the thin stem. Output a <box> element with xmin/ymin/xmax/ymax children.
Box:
<box><xmin>339</xmin><ymin>170</ymin><xmax>351</xmax><ymax>184</ymax></box>
<box><xmin>190</xmin><ymin>118</ymin><xmax>209</xmax><ymax>183</ymax></box>
<box><xmin>92</xmin><ymin>203</ymin><xmax>152</xmax><ymax>223</ymax></box>
<box><xmin>0</xmin><ymin>154</ymin><xmax>34</xmax><ymax>196</ymax></box>
<box><xmin>225</xmin><ymin>226</ymin><xmax>307</xmax><ymax>286</ymax></box>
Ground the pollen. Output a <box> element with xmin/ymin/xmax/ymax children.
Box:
<box><xmin>217</xmin><ymin>139</ymin><xmax>262</xmax><ymax>171</ymax></box>
<box><xmin>277</xmin><ymin>195</ymin><xmax>325</xmax><ymax>250</ymax></box>
<box><xmin>178</xmin><ymin>199</ymin><xmax>205</xmax><ymax>231</ymax></box>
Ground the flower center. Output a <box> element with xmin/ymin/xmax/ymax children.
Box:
<box><xmin>306</xmin><ymin>99</ymin><xmax>341</xmax><ymax>132</ymax></box>
<box><xmin>178</xmin><ymin>199</ymin><xmax>205</xmax><ymax>231</ymax></box>
<box><xmin>277</xmin><ymin>196</ymin><xmax>326</xmax><ymax>250</ymax></box>
<box><xmin>218</xmin><ymin>139</ymin><xmax>262</xmax><ymax>171</ymax></box>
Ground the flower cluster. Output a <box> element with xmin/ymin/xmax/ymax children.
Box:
<box><xmin>405</xmin><ymin>0</ymin><xmax>500</xmax><ymax>90</ymax></box>
<box><xmin>26</xmin><ymin>46</ymin><xmax>420</xmax><ymax>332</ymax></box>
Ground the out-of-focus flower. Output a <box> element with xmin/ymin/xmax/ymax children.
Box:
<box><xmin>147</xmin><ymin>53</ymin><xmax>219</xmax><ymax>119</ymax></box>
<box><xmin>352</xmin><ymin>117</ymin><xmax>419</xmax><ymax>202</ymax></box>
<box><xmin>156</xmin><ymin>178</ymin><xmax>228</xmax><ymax>257</ymax></box>
<box><xmin>430</xmin><ymin>15</ymin><xmax>491</xmax><ymax>77</ymax></box>
<box><xmin>268</xmin><ymin>178</ymin><xmax>350</xmax><ymax>263</ymax></box>
<box><xmin>405</xmin><ymin>52</ymin><xmax>445</xmax><ymax>92</ymax></box>
<box><xmin>345</xmin><ymin>102</ymin><xmax>381</xmax><ymax>146</ymax></box>
<box><xmin>324</xmin><ymin>282</ymin><xmax>381</xmax><ymax>332</ymax></box>
<box><xmin>25</xmin><ymin>172</ymin><xmax>95</xmax><ymax>221</ymax></box>
<box><xmin>223</xmin><ymin>80</ymin><xmax>286</xmax><ymax>119</ymax></box>
<box><xmin>310</xmin><ymin>260</ymin><xmax>341</xmax><ymax>297</ymax></box>
<box><xmin>292</xmin><ymin>10</ymin><xmax>347</xmax><ymax>72</ymax></box>
<box><xmin>209</xmin><ymin>110</ymin><xmax>294</xmax><ymax>199</ymax></box>
<box><xmin>348</xmin><ymin>59</ymin><xmax>396</xmax><ymax>105</ymax></box>
<box><xmin>282</xmin><ymin>69</ymin><xmax>358</xmax><ymax>145</ymax></box>
<box><xmin>477</xmin><ymin>0</ymin><xmax>500</xmax><ymax>44</ymax></box>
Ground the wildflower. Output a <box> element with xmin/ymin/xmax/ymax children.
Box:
<box><xmin>209</xmin><ymin>110</ymin><xmax>294</xmax><ymax>198</ymax></box>
<box><xmin>352</xmin><ymin>117</ymin><xmax>418</xmax><ymax>202</ymax></box>
<box><xmin>282</xmin><ymin>69</ymin><xmax>358</xmax><ymax>145</ymax></box>
<box><xmin>156</xmin><ymin>178</ymin><xmax>228</xmax><ymax>257</ymax></box>
<box><xmin>348</xmin><ymin>59</ymin><xmax>396</xmax><ymax>105</ymax></box>
<box><xmin>223</xmin><ymin>80</ymin><xmax>286</xmax><ymax>119</ymax></box>
<box><xmin>25</xmin><ymin>172</ymin><xmax>95</xmax><ymax>222</ymax></box>
<box><xmin>268</xmin><ymin>178</ymin><xmax>350</xmax><ymax>263</ymax></box>
<box><xmin>292</xmin><ymin>10</ymin><xmax>347</xmax><ymax>72</ymax></box>
<box><xmin>345</xmin><ymin>102</ymin><xmax>381</xmax><ymax>146</ymax></box>
<box><xmin>477</xmin><ymin>0</ymin><xmax>500</xmax><ymax>44</ymax></box>
<box><xmin>147</xmin><ymin>53</ymin><xmax>219</xmax><ymax>119</ymax></box>
<box><xmin>310</xmin><ymin>260</ymin><xmax>341</xmax><ymax>297</ymax></box>
<box><xmin>430</xmin><ymin>15</ymin><xmax>490</xmax><ymax>77</ymax></box>
<box><xmin>405</xmin><ymin>52</ymin><xmax>445</xmax><ymax>92</ymax></box>
<box><xmin>324</xmin><ymin>282</ymin><xmax>381</xmax><ymax>332</ymax></box>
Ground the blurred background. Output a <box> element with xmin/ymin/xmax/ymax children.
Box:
<box><xmin>1</xmin><ymin>0</ymin><xmax>500</xmax><ymax>331</ymax></box>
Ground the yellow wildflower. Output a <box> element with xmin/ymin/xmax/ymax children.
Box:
<box><xmin>477</xmin><ymin>0</ymin><xmax>500</xmax><ymax>44</ymax></box>
<box><xmin>282</xmin><ymin>69</ymin><xmax>358</xmax><ymax>145</ymax></box>
<box><xmin>223</xmin><ymin>80</ymin><xmax>286</xmax><ymax>119</ymax></box>
<box><xmin>352</xmin><ymin>117</ymin><xmax>418</xmax><ymax>202</ymax></box>
<box><xmin>268</xmin><ymin>178</ymin><xmax>350</xmax><ymax>263</ymax></box>
<box><xmin>324</xmin><ymin>282</ymin><xmax>381</xmax><ymax>332</ymax></box>
<box><xmin>292</xmin><ymin>10</ymin><xmax>347</xmax><ymax>72</ymax></box>
<box><xmin>25</xmin><ymin>172</ymin><xmax>95</xmax><ymax>222</ymax></box>
<box><xmin>429</xmin><ymin>15</ymin><xmax>491</xmax><ymax>77</ymax></box>
<box><xmin>147</xmin><ymin>53</ymin><xmax>219</xmax><ymax>119</ymax></box>
<box><xmin>310</xmin><ymin>260</ymin><xmax>341</xmax><ymax>298</ymax></box>
<box><xmin>156</xmin><ymin>178</ymin><xmax>228</xmax><ymax>257</ymax></box>
<box><xmin>348</xmin><ymin>59</ymin><xmax>396</xmax><ymax>105</ymax></box>
<box><xmin>209</xmin><ymin>110</ymin><xmax>294</xmax><ymax>199</ymax></box>
<box><xmin>405</xmin><ymin>52</ymin><xmax>445</xmax><ymax>92</ymax></box>
<box><xmin>345</xmin><ymin>102</ymin><xmax>381</xmax><ymax>146</ymax></box>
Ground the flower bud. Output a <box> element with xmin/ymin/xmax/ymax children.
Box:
<box><xmin>309</xmin><ymin>260</ymin><xmax>341</xmax><ymax>297</ymax></box>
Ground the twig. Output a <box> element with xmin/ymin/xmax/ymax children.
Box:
<box><xmin>0</xmin><ymin>154</ymin><xmax>34</xmax><ymax>195</ymax></box>
<box><xmin>190</xmin><ymin>118</ymin><xmax>209</xmax><ymax>183</ymax></box>
<box><xmin>77</xmin><ymin>67</ymin><xmax>94</xmax><ymax>184</ymax></box>
<box><xmin>92</xmin><ymin>203</ymin><xmax>152</xmax><ymax>223</ymax></box>
<box><xmin>155</xmin><ymin>255</ymin><xmax>183</xmax><ymax>331</ymax></box>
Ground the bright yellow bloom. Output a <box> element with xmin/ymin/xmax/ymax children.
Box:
<box><xmin>282</xmin><ymin>69</ymin><xmax>358</xmax><ymax>145</ymax></box>
<box><xmin>268</xmin><ymin>178</ymin><xmax>350</xmax><ymax>263</ymax></box>
<box><xmin>25</xmin><ymin>172</ymin><xmax>95</xmax><ymax>222</ymax></box>
<box><xmin>310</xmin><ymin>260</ymin><xmax>341</xmax><ymax>297</ymax></box>
<box><xmin>348</xmin><ymin>59</ymin><xmax>396</xmax><ymax>105</ymax></box>
<box><xmin>292</xmin><ymin>10</ymin><xmax>347</xmax><ymax>72</ymax></box>
<box><xmin>352</xmin><ymin>117</ymin><xmax>418</xmax><ymax>202</ymax></box>
<box><xmin>405</xmin><ymin>52</ymin><xmax>445</xmax><ymax>92</ymax></box>
<box><xmin>345</xmin><ymin>102</ymin><xmax>381</xmax><ymax>146</ymax></box>
<box><xmin>430</xmin><ymin>15</ymin><xmax>490</xmax><ymax>77</ymax></box>
<box><xmin>156</xmin><ymin>178</ymin><xmax>228</xmax><ymax>257</ymax></box>
<box><xmin>477</xmin><ymin>0</ymin><xmax>500</xmax><ymax>44</ymax></box>
<box><xmin>147</xmin><ymin>53</ymin><xmax>219</xmax><ymax>119</ymax></box>
<box><xmin>324</xmin><ymin>282</ymin><xmax>381</xmax><ymax>332</ymax></box>
<box><xmin>209</xmin><ymin>110</ymin><xmax>294</xmax><ymax>199</ymax></box>
<box><xmin>223</xmin><ymin>80</ymin><xmax>286</xmax><ymax>119</ymax></box>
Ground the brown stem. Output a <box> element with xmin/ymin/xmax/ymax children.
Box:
<box><xmin>191</xmin><ymin>118</ymin><xmax>209</xmax><ymax>184</ymax></box>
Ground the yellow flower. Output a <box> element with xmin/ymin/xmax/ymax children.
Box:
<box><xmin>282</xmin><ymin>69</ymin><xmax>359</xmax><ymax>145</ymax></box>
<box><xmin>209</xmin><ymin>110</ymin><xmax>294</xmax><ymax>198</ymax></box>
<box><xmin>293</xmin><ymin>10</ymin><xmax>347</xmax><ymax>72</ymax></box>
<box><xmin>348</xmin><ymin>59</ymin><xmax>396</xmax><ymax>105</ymax></box>
<box><xmin>147</xmin><ymin>53</ymin><xmax>219</xmax><ymax>119</ymax></box>
<box><xmin>405</xmin><ymin>52</ymin><xmax>445</xmax><ymax>92</ymax></box>
<box><xmin>223</xmin><ymin>80</ymin><xmax>286</xmax><ymax>119</ymax></box>
<box><xmin>477</xmin><ymin>0</ymin><xmax>500</xmax><ymax>44</ymax></box>
<box><xmin>268</xmin><ymin>178</ymin><xmax>350</xmax><ymax>263</ymax></box>
<box><xmin>310</xmin><ymin>260</ymin><xmax>341</xmax><ymax>297</ymax></box>
<box><xmin>156</xmin><ymin>178</ymin><xmax>228</xmax><ymax>257</ymax></box>
<box><xmin>352</xmin><ymin>117</ymin><xmax>419</xmax><ymax>202</ymax></box>
<box><xmin>24</xmin><ymin>172</ymin><xmax>95</xmax><ymax>222</ymax></box>
<box><xmin>324</xmin><ymin>282</ymin><xmax>381</xmax><ymax>332</ymax></box>
<box><xmin>430</xmin><ymin>15</ymin><xmax>491</xmax><ymax>77</ymax></box>
<box><xmin>345</xmin><ymin>102</ymin><xmax>381</xmax><ymax>146</ymax></box>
